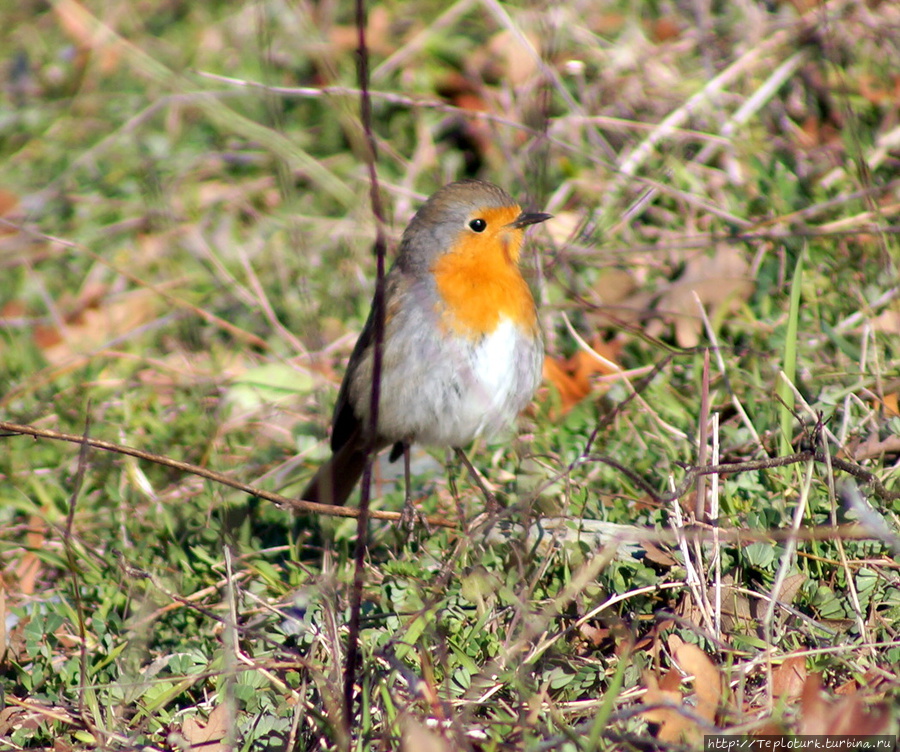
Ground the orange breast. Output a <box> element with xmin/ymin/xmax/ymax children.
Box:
<box><xmin>431</xmin><ymin>207</ymin><xmax>538</xmax><ymax>339</ymax></box>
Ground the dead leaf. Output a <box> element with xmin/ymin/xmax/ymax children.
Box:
<box><xmin>673</xmin><ymin>641</ymin><xmax>721</xmax><ymax>723</ymax></box>
<box><xmin>646</xmin><ymin>16</ymin><xmax>681</xmax><ymax>43</ymax></box>
<box><xmin>542</xmin><ymin>336</ymin><xmax>622</xmax><ymax>413</ymax></box>
<box><xmin>400</xmin><ymin>715</ymin><xmax>454</xmax><ymax>752</ymax></box>
<box><xmin>709</xmin><ymin>576</ymin><xmax>753</xmax><ymax>633</ymax></box>
<box><xmin>640</xmin><ymin>540</ymin><xmax>677</xmax><ymax>568</ymax></box>
<box><xmin>834</xmin><ymin>676</ymin><xmax>859</xmax><ymax>697</ymax></box>
<box><xmin>577</xmin><ymin>623</ymin><xmax>610</xmax><ymax>649</ymax></box>
<box><xmin>799</xmin><ymin>674</ymin><xmax>892</xmax><ymax>736</ymax></box>
<box><xmin>593</xmin><ymin>267</ymin><xmax>638</xmax><ymax>307</ymax></box>
<box><xmin>858</xmin><ymin>73</ymin><xmax>900</xmax><ymax>107</ymax></box>
<box><xmin>825</xmin><ymin>696</ymin><xmax>891</xmax><ymax>736</ymax></box>
<box><xmin>16</xmin><ymin>514</ymin><xmax>47</xmax><ymax>596</ymax></box>
<box><xmin>36</xmin><ymin>287</ymin><xmax>161</xmax><ymax>366</ymax></box>
<box><xmin>0</xmin><ymin>188</ymin><xmax>20</xmax><ymax>236</ymax></box>
<box><xmin>53</xmin><ymin>0</ymin><xmax>125</xmax><ymax>74</ymax></box>
<box><xmin>1</xmin><ymin>300</ymin><xmax>27</xmax><ymax>318</ymax></box>
<box><xmin>181</xmin><ymin>705</ymin><xmax>229</xmax><ymax>752</ymax></box>
<box><xmin>329</xmin><ymin>5</ymin><xmax>394</xmax><ymax>56</ymax></box>
<box><xmin>642</xmin><ymin>668</ymin><xmax>700</xmax><ymax>744</ymax></box>
<box><xmin>846</xmin><ymin>433</ymin><xmax>900</xmax><ymax>461</ymax></box>
<box><xmin>471</xmin><ymin>30</ymin><xmax>540</xmax><ymax>88</ymax></box>
<box><xmin>772</xmin><ymin>655</ymin><xmax>807</xmax><ymax>700</ymax></box>
<box><xmin>778</xmin><ymin>573</ymin><xmax>806</xmax><ymax>605</ymax></box>
<box><xmin>589</xmin><ymin>12</ymin><xmax>627</xmax><ymax>35</ymax></box>
<box><xmin>650</xmin><ymin>244</ymin><xmax>754</xmax><ymax>348</ymax></box>
<box><xmin>0</xmin><ymin>588</ymin><xmax>5</xmax><ymax>663</ymax></box>
<box><xmin>434</xmin><ymin>72</ymin><xmax>494</xmax><ymax>170</ymax></box>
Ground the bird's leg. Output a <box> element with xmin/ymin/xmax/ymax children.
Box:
<box><xmin>454</xmin><ymin>448</ymin><xmax>499</xmax><ymax>513</ymax></box>
<box><xmin>403</xmin><ymin>442</ymin><xmax>412</xmax><ymax>504</ymax></box>
<box><xmin>398</xmin><ymin>443</ymin><xmax>426</xmax><ymax>532</ymax></box>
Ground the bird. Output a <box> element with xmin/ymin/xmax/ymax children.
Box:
<box><xmin>302</xmin><ymin>179</ymin><xmax>551</xmax><ymax>509</ymax></box>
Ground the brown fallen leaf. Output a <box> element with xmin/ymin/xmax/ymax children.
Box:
<box><xmin>772</xmin><ymin>655</ymin><xmax>807</xmax><ymax>700</ymax></box>
<box><xmin>672</xmin><ymin>640</ymin><xmax>722</xmax><ymax>724</ymax></box>
<box><xmin>858</xmin><ymin>73</ymin><xmax>900</xmax><ymax>107</ymax></box>
<box><xmin>844</xmin><ymin>433</ymin><xmax>900</xmax><ymax>462</ymax></box>
<box><xmin>877</xmin><ymin>392</ymin><xmax>900</xmax><ymax>417</ymax></box>
<box><xmin>645</xmin><ymin>15</ymin><xmax>682</xmax><ymax>43</ymax></box>
<box><xmin>181</xmin><ymin>704</ymin><xmax>230</xmax><ymax>752</ymax></box>
<box><xmin>34</xmin><ymin>287</ymin><xmax>161</xmax><ymax>366</ymax></box>
<box><xmin>542</xmin><ymin>356</ymin><xmax>582</xmax><ymax>412</ymax></box>
<box><xmin>642</xmin><ymin>667</ymin><xmax>700</xmax><ymax>744</ymax></box>
<box><xmin>0</xmin><ymin>188</ymin><xmax>20</xmax><ymax>236</ymax></box>
<box><xmin>542</xmin><ymin>337</ymin><xmax>622</xmax><ymax>413</ymax></box>
<box><xmin>16</xmin><ymin>514</ymin><xmax>48</xmax><ymax>597</ymax></box>
<box><xmin>648</xmin><ymin>244</ymin><xmax>755</xmax><ymax>348</ymax></box>
<box><xmin>53</xmin><ymin>0</ymin><xmax>125</xmax><ymax>74</ymax></box>
<box><xmin>473</xmin><ymin>29</ymin><xmax>540</xmax><ymax>88</ymax></box>
<box><xmin>329</xmin><ymin>5</ymin><xmax>394</xmax><ymax>57</ymax></box>
<box><xmin>400</xmin><ymin>715</ymin><xmax>454</xmax><ymax>752</ymax></box>
<box><xmin>799</xmin><ymin>673</ymin><xmax>891</xmax><ymax>736</ymax></box>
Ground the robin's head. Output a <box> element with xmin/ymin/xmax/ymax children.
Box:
<box><xmin>398</xmin><ymin>180</ymin><xmax>551</xmax><ymax>273</ymax></box>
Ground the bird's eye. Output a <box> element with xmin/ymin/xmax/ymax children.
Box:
<box><xmin>468</xmin><ymin>218</ymin><xmax>487</xmax><ymax>233</ymax></box>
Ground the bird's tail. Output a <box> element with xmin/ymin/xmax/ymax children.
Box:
<box><xmin>300</xmin><ymin>441</ymin><xmax>369</xmax><ymax>506</ymax></box>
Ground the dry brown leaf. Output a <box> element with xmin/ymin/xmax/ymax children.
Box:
<box><xmin>772</xmin><ymin>655</ymin><xmax>807</xmax><ymax>700</ymax></box>
<box><xmin>1</xmin><ymin>300</ymin><xmax>27</xmax><ymax>318</ymax></box>
<box><xmin>0</xmin><ymin>587</ymin><xmax>5</xmax><ymax>664</ymax></box>
<box><xmin>53</xmin><ymin>0</ymin><xmax>124</xmax><ymax>74</ymax></box>
<box><xmin>16</xmin><ymin>514</ymin><xmax>48</xmax><ymax>596</ymax></box>
<box><xmin>0</xmin><ymin>188</ymin><xmax>20</xmax><ymax>236</ymax></box>
<box><xmin>641</xmin><ymin>540</ymin><xmax>677</xmax><ymax>568</ymax></box>
<box><xmin>400</xmin><ymin>715</ymin><xmax>454</xmax><ymax>752</ymax></box>
<box><xmin>37</xmin><ymin>288</ymin><xmax>161</xmax><ymax>366</ymax></box>
<box><xmin>0</xmin><ymin>188</ymin><xmax>18</xmax><ymax>216</ymax></box>
<box><xmin>589</xmin><ymin>12</ymin><xmax>626</xmax><ymax>35</ymax></box>
<box><xmin>825</xmin><ymin>696</ymin><xmax>891</xmax><ymax>736</ymax></box>
<box><xmin>799</xmin><ymin>673</ymin><xmax>836</xmax><ymax>734</ymax></box>
<box><xmin>650</xmin><ymin>245</ymin><xmax>754</xmax><ymax>348</ymax></box>
<box><xmin>0</xmin><ymin>698</ymin><xmax>77</xmax><ymax>736</ymax></box>
<box><xmin>675</xmin><ymin>590</ymin><xmax>709</xmax><ymax>632</ymax></box>
<box><xmin>800</xmin><ymin>673</ymin><xmax>892</xmax><ymax>736</ymax></box>
<box><xmin>329</xmin><ymin>5</ymin><xmax>394</xmax><ymax>56</ymax></box>
<box><xmin>542</xmin><ymin>356</ymin><xmax>583</xmax><ymax>412</ymax></box>
<box><xmin>53</xmin><ymin>738</ymin><xmax>76</xmax><ymax>752</ymax></box>
<box><xmin>778</xmin><ymin>572</ymin><xmax>807</xmax><ymax>607</ymax></box>
<box><xmin>542</xmin><ymin>337</ymin><xmax>621</xmax><ymax>413</ymax></box>
<box><xmin>642</xmin><ymin>668</ymin><xmax>699</xmax><ymax>744</ymax></box>
<box><xmin>709</xmin><ymin>577</ymin><xmax>753</xmax><ymax>633</ymax></box>
<box><xmin>834</xmin><ymin>676</ymin><xmax>859</xmax><ymax>697</ymax></box>
<box><xmin>577</xmin><ymin>623</ymin><xmax>610</xmax><ymax>648</ymax></box>
<box><xmin>858</xmin><ymin>73</ymin><xmax>900</xmax><ymax>107</ymax></box>
<box><xmin>467</xmin><ymin>30</ymin><xmax>541</xmax><ymax>88</ymax></box>
<box><xmin>848</xmin><ymin>433</ymin><xmax>900</xmax><ymax>461</ymax></box>
<box><xmin>646</xmin><ymin>16</ymin><xmax>681</xmax><ymax>43</ymax></box>
<box><xmin>181</xmin><ymin>704</ymin><xmax>229</xmax><ymax>752</ymax></box>
<box><xmin>673</xmin><ymin>641</ymin><xmax>721</xmax><ymax>723</ymax></box>
<box><xmin>593</xmin><ymin>267</ymin><xmax>638</xmax><ymax>307</ymax></box>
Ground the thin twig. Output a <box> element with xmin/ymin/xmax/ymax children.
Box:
<box><xmin>0</xmin><ymin>420</ymin><xmax>453</xmax><ymax>528</ymax></box>
<box><xmin>344</xmin><ymin>0</ymin><xmax>390</xmax><ymax>731</ymax></box>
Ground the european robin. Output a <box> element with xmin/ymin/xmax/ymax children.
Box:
<box><xmin>302</xmin><ymin>179</ymin><xmax>551</xmax><ymax>507</ymax></box>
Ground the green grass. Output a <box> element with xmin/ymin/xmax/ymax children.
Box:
<box><xmin>1</xmin><ymin>0</ymin><xmax>899</xmax><ymax>749</ymax></box>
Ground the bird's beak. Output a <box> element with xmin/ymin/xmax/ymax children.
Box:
<box><xmin>507</xmin><ymin>211</ymin><xmax>553</xmax><ymax>229</ymax></box>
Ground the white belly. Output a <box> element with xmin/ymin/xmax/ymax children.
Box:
<box><xmin>370</xmin><ymin>317</ymin><xmax>541</xmax><ymax>448</ymax></box>
<box><xmin>449</xmin><ymin>318</ymin><xmax>523</xmax><ymax>439</ymax></box>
